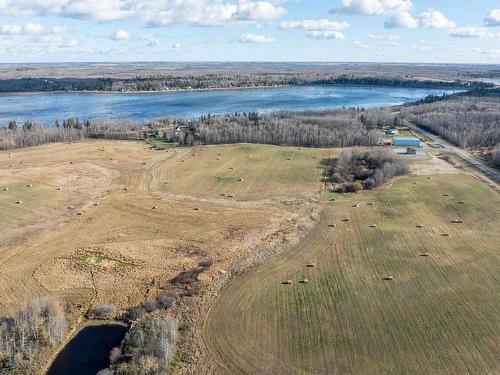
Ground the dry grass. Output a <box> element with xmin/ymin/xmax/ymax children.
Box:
<box><xmin>203</xmin><ymin>174</ymin><xmax>500</xmax><ymax>374</ymax></box>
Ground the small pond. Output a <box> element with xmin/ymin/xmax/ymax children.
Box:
<box><xmin>46</xmin><ymin>323</ymin><xmax>127</xmax><ymax>375</ymax></box>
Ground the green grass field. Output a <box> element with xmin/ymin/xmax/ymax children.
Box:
<box><xmin>157</xmin><ymin>144</ymin><xmax>334</xmax><ymax>200</ymax></box>
<box><xmin>203</xmin><ymin>173</ymin><xmax>500</xmax><ymax>374</ymax></box>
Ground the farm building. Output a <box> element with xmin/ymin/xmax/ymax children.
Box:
<box><xmin>392</xmin><ymin>136</ymin><xmax>421</xmax><ymax>147</ymax></box>
<box><xmin>385</xmin><ymin>128</ymin><xmax>399</xmax><ymax>135</ymax></box>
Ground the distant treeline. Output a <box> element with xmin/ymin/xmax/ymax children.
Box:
<box><xmin>182</xmin><ymin>108</ymin><xmax>394</xmax><ymax>148</ymax></box>
<box><xmin>402</xmin><ymin>93</ymin><xmax>500</xmax><ymax>167</ymax></box>
<box><xmin>0</xmin><ymin>119</ymin><xmax>147</xmax><ymax>150</ymax></box>
<box><xmin>0</xmin><ymin>74</ymin><xmax>493</xmax><ymax>93</ymax></box>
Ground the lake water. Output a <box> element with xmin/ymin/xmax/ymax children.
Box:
<box><xmin>46</xmin><ymin>324</ymin><xmax>127</xmax><ymax>375</ymax></box>
<box><xmin>0</xmin><ymin>85</ymin><xmax>456</xmax><ymax>126</ymax></box>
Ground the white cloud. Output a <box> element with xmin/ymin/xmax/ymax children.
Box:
<box><xmin>331</xmin><ymin>0</ymin><xmax>413</xmax><ymax>16</ymax></box>
<box><xmin>351</xmin><ymin>40</ymin><xmax>368</xmax><ymax>48</ymax></box>
<box><xmin>385</xmin><ymin>10</ymin><xmax>455</xmax><ymax>29</ymax></box>
<box><xmin>279</xmin><ymin>19</ymin><xmax>350</xmax><ymax>31</ymax></box>
<box><xmin>113</xmin><ymin>29</ymin><xmax>130</xmax><ymax>41</ymax></box>
<box><xmin>0</xmin><ymin>0</ymin><xmax>287</xmax><ymax>25</ymax></box>
<box><xmin>384</xmin><ymin>12</ymin><xmax>417</xmax><ymax>28</ymax></box>
<box><xmin>140</xmin><ymin>33</ymin><xmax>162</xmax><ymax>46</ymax></box>
<box><xmin>418</xmin><ymin>10</ymin><xmax>455</xmax><ymax>29</ymax></box>
<box><xmin>307</xmin><ymin>31</ymin><xmax>346</xmax><ymax>40</ymax></box>
<box><xmin>450</xmin><ymin>27</ymin><xmax>489</xmax><ymax>38</ymax></box>
<box><xmin>484</xmin><ymin>9</ymin><xmax>500</xmax><ymax>27</ymax></box>
<box><xmin>0</xmin><ymin>23</ymin><xmax>65</xmax><ymax>35</ymax></box>
<box><xmin>234</xmin><ymin>1</ymin><xmax>286</xmax><ymax>21</ymax></box>
<box><xmin>239</xmin><ymin>33</ymin><xmax>275</xmax><ymax>43</ymax></box>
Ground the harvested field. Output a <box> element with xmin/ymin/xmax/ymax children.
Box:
<box><xmin>0</xmin><ymin>141</ymin><xmax>323</xmax><ymax>316</ymax></box>
<box><xmin>155</xmin><ymin>144</ymin><xmax>333</xmax><ymax>200</ymax></box>
<box><xmin>203</xmin><ymin>174</ymin><xmax>500</xmax><ymax>374</ymax></box>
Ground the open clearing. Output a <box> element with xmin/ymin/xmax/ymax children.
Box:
<box><xmin>203</xmin><ymin>173</ymin><xmax>500</xmax><ymax>374</ymax></box>
<box><xmin>0</xmin><ymin>142</ymin><xmax>326</xmax><ymax>315</ymax></box>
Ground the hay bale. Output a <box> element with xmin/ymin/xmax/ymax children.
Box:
<box><xmin>330</xmin><ymin>198</ymin><xmax>336</xmax><ymax>201</ymax></box>
<box><xmin>181</xmin><ymin>159</ymin><xmax>186</xmax><ymax>162</ymax></box>
<box><xmin>193</xmin><ymin>207</ymin><xmax>199</xmax><ymax>211</ymax></box>
<box><xmin>152</xmin><ymin>206</ymin><xmax>158</xmax><ymax>209</ymax></box>
<box><xmin>441</xmin><ymin>233</ymin><xmax>450</xmax><ymax>237</ymax></box>
<box><xmin>342</xmin><ymin>218</ymin><xmax>350</xmax><ymax>222</ymax></box>
<box><xmin>68</xmin><ymin>205</ymin><xmax>75</xmax><ymax>209</ymax></box>
<box><xmin>142</xmin><ymin>162</ymin><xmax>147</xmax><ymax>165</ymax></box>
<box><xmin>369</xmin><ymin>224</ymin><xmax>377</xmax><ymax>228</ymax></box>
<box><xmin>123</xmin><ymin>187</ymin><xmax>129</xmax><ymax>191</ymax></box>
<box><xmin>443</xmin><ymin>193</ymin><xmax>450</xmax><ymax>197</ymax></box>
<box><xmin>164</xmin><ymin>181</ymin><xmax>170</xmax><ymax>184</ymax></box>
<box><xmin>221</xmin><ymin>193</ymin><xmax>227</xmax><ymax>197</ymax></box>
<box><xmin>367</xmin><ymin>202</ymin><xmax>374</xmax><ymax>206</ymax></box>
<box><xmin>216</xmin><ymin>157</ymin><xmax>221</xmax><ymax>161</ymax></box>
<box><xmin>416</xmin><ymin>224</ymin><xmax>424</xmax><ymax>228</ymax></box>
<box><xmin>457</xmin><ymin>201</ymin><xmax>465</xmax><ymax>204</ymax></box>
<box><xmin>328</xmin><ymin>224</ymin><xmax>336</xmax><ymax>228</ymax></box>
<box><xmin>217</xmin><ymin>153</ymin><xmax>223</xmax><ymax>156</ymax></box>
<box><xmin>76</xmin><ymin>212</ymin><xmax>83</xmax><ymax>216</ymax></box>
<box><xmin>451</xmin><ymin>219</ymin><xmax>463</xmax><ymax>224</ymax></box>
<box><xmin>15</xmin><ymin>200</ymin><xmax>22</xmax><ymax>204</ymax></box>
<box><xmin>306</xmin><ymin>263</ymin><xmax>315</xmax><ymax>268</ymax></box>
<box><xmin>286</xmin><ymin>158</ymin><xmax>292</xmax><ymax>161</ymax></box>
<box><xmin>94</xmin><ymin>203</ymin><xmax>100</xmax><ymax>206</ymax></box>
<box><xmin>427</xmin><ymin>177</ymin><xmax>432</xmax><ymax>180</ymax></box>
<box><xmin>3</xmin><ymin>187</ymin><xmax>8</xmax><ymax>191</ymax></box>
<box><xmin>352</xmin><ymin>204</ymin><xmax>359</xmax><ymax>208</ymax></box>
<box><xmin>420</xmin><ymin>253</ymin><xmax>430</xmax><ymax>257</ymax></box>
<box><xmin>26</xmin><ymin>184</ymin><xmax>32</xmax><ymax>188</ymax></box>
<box><xmin>414</xmin><ymin>182</ymin><xmax>419</xmax><ymax>185</ymax></box>
<box><xmin>383</xmin><ymin>276</ymin><xmax>394</xmax><ymax>281</ymax></box>
<box><xmin>238</xmin><ymin>178</ymin><xmax>244</xmax><ymax>182</ymax></box>
<box><xmin>282</xmin><ymin>280</ymin><xmax>293</xmax><ymax>285</ymax></box>
<box><xmin>300</xmin><ymin>278</ymin><xmax>309</xmax><ymax>284</ymax></box>
<box><xmin>56</xmin><ymin>186</ymin><xmax>62</xmax><ymax>190</ymax></box>
<box><xmin>228</xmin><ymin>194</ymin><xmax>235</xmax><ymax>198</ymax></box>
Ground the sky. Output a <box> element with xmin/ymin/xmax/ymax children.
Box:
<box><xmin>0</xmin><ymin>0</ymin><xmax>499</xmax><ymax>63</ymax></box>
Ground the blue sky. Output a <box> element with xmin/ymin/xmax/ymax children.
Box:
<box><xmin>0</xmin><ymin>0</ymin><xmax>499</xmax><ymax>63</ymax></box>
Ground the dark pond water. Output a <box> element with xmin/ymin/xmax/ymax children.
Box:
<box><xmin>46</xmin><ymin>324</ymin><xmax>127</xmax><ymax>375</ymax></box>
<box><xmin>0</xmin><ymin>85</ymin><xmax>457</xmax><ymax>126</ymax></box>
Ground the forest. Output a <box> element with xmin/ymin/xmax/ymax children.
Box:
<box><xmin>186</xmin><ymin>108</ymin><xmax>393</xmax><ymax>148</ymax></box>
<box><xmin>402</xmin><ymin>94</ymin><xmax>500</xmax><ymax>166</ymax></box>
<box><xmin>0</xmin><ymin>74</ymin><xmax>492</xmax><ymax>93</ymax></box>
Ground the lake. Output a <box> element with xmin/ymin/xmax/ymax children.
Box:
<box><xmin>46</xmin><ymin>324</ymin><xmax>127</xmax><ymax>375</ymax></box>
<box><xmin>0</xmin><ymin>85</ymin><xmax>456</xmax><ymax>126</ymax></box>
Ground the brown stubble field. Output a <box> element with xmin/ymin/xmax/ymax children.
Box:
<box><xmin>0</xmin><ymin>141</ymin><xmax>328</xmax><ymax>321</ymax></box>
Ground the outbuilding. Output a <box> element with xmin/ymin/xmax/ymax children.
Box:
<box><xmin>385</xmin><ymin>128</ymin><xmax>399</xmax><ymax>135</ymax></box>
<box><xmin>392</xmin><ymin>136</ymin><xmax>421</xmax><ymax>147</ymax></box>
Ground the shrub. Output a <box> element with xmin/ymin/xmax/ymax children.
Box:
<box><xmin>93</xmin><ymin>304</ymin><xmax>117</xmax><ymax>319</ymax></box>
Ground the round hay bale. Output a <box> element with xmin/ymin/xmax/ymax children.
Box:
<box><xmin>420</xmin><ymin>253</ymin><xmax>430</xmax><ymax>257</ymax></box>
<box><xmin>238</xmin><ymin>178</ymin><xmax>244</xmax><ymax>182</ymax></box>
<box><xmin>181</xmin><ymin>159</ymin><xmax>186</xmax><ymax>162</ymax></box>
<box><xmin>286</xmin><ymin>158</ymin><xmax>292</xmax><ymax>161</ymax></box>
<box><xmin>76</xmin><ymin>212</ymin><xmax>83</xmax><ymax>216</ymax></box>
<box><xmin>416</xmin><ymin>224</ymin><xmax>424</xmax><ymax>228</ymax></box>
<box><xmin>328</xmin><ymin>224</ymin><xmax>336</xmax><ymax>228</ymax></box>
<box><xmin>352</xmin><ymin>204</ymin><xmax>359</xmax><ymax>208</ymax></box>
<box><xmin>26</xmin><ymin>184</ymin><xmax>32</xmax><ymax>188</ymax></box>
<box><xmin>282</xmin><ymin>280</ymin><xmax>293</xmax><ymax>285</ymax></box>
<box><xmin>221</xmin><ymin>193</ymin><xmax>227</xmax><ymax>197</ymax></box>
<box><xmin>3</xmin><ymin>187</ymin><xmax>8</xmax><ymax>191</ymax></box>
<box><xmin>217</xmin><ymin>153</ymin><xmax>223</xmax><ymax>156</ymax></box>
<box><xmin>383</xmin><ymin>276</ymin><xmax>394</xmax><ymax>281</ymax></box>
<box><xmin>367</xmin><ymin>202</ymin><xmax>374</xmax><ymax>206</ymax></box>
<box><xmin>164</xmin><ymin>181</ymin><xmax>170</xmax><ymax>184</ymax></box>
<box><xmin>441</xmin><ymin>233</ymin><xmax>450</xmax><ymax>237</ymax></box>
<box><xmin>56</xmin><ymin>186</ymin><xmax>62</xmax><ymax>190</ymax></box>
<box><xmin>451</xmin><ymin>219</ymin><xmax>463</xmax><ymax>224</ymax></box>
<box><xmin>369</xmin><ymin>224</ymin><xmax>377</xmax><ymax>228</ymax></box>
<box><xmin>228</xmin><ymin>194</ymin><xmax>235</xmax><ymax>198</ymax></box>
<box><xmin>68</xmin><ymin>205</ymin><xmax>75</xmax><ymax>209</ymax></box>
<box><xmin>306</xmin><ymin>263</ymin><xmax>315</xmax><ymax>268</ymax></box>
<box><xmin>142</xmin><ymin>162</ymin><xmax>147</xmax><ymax>165</ymax></box>
<box><xmin>15</xmin><ymin>200</ymin><xmax>22</xmax><ymax>204</ymax></box>
<box><xmin>414</xmin><ymin>182</ymin><xmax>419</xmax><ymax>185</ymax></box>
<box><xmin>152</xmin><ymin>206</ymin><xmax>158</xmax><ymax>209</ymax></box>
<box><xmin>94</xmin><ymin>202</ymin><xmax>100</xmax><ymax>206</ymax></box>
<box><xmin>427</xmin><ymin>177</ymin><xmax>432</xmax><ymax>180</ymax></box>
<box><xmin>193</xmin><ymin>207</ymin><xmax>199</xmax><ymax>211</ymax></box>
<box><xmin>457</xmin><ymin>201</ymin><xmax>465</xmax><ymax>204</ymax></box>
<box><xmin>123</xmin><ymin>187</ymin><xmax>129</xmax><ymax>191</ymax></box>
<box><xmin>342</xmin><ymin>218</ymin><xmax>350</xmax><ymax>222</ymax></box>
<box><xmin>330</xmin><ymin>198</ymin><xmax>336</xmax><ymax>201</ymax></box>
<box><xmin>216</xmin><ymin>158</ymin><xmax>220</xmax><ymax>161</ymax></box>
<box><xmin>443</xmin><ymin>193</ymin><xmax>450</xmax><ymax>197</ymax></box>
<box><xmin>300</xmin><ymin>278</ymin><xmax>309</xmax><ymax>284</ymax></box>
